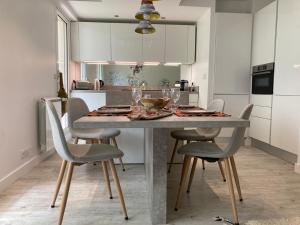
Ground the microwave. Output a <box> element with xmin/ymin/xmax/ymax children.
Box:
<box><xmin>252</xmin><ymin>63</ymin><xmax>274</xmax><ymax>95</ymax></box>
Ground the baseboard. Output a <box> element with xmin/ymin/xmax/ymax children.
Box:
<box><xmin>0</xmin><ymin>149</ymin><xmax>55</xmax><ymax>193</ymax></box>
<box><xmin>252</xmin><ymin>138</ymin><xmax>297</xmax><ymax>164</ymax></box>
<box><xmin>295</xmin><ymin>163</ymin><xmax>300</xmax><ymax>174</ymax></box>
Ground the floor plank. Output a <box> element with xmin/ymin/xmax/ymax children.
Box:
<box><xmin>1</xmin><ymin>146</ymin><xmax>300</xmax><ymax>225</ymax></box>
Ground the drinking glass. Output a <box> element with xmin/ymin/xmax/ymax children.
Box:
<box><xmin>132</xmin><ymin>87</ymin><xmax>142</xmax><ymax>112</ymax></box>
<box><xmin>171</xmin><ymin>88</ymin><xmax>181</xmax><ymax>110</ymax></box>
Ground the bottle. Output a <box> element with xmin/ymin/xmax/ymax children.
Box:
<box><xmin>190</xmin><ymin>82</ymin><xmax>195</xmax><ymax>92</ymax></box>
<box><xmin>57</xmin><ymin>72</ymin><xmax>68</xmax><ymax>115</ymax></box>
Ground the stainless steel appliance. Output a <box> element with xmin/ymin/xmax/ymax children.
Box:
<box><xmin>180</xmin><ymin>80</ymin><xmax>189</xmax><ymax>91</ymax></box>
<box><xmin>252</xmin><ymin>63</ymin><xmax>274</xmax><ymax>95</ymax></box>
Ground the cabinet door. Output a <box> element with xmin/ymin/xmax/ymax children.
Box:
<box><xmin>271</xmin><ymin>96</ymin><xmax>300</xmax><ymax>154</ymax></box>
<box><xmin>214</xmin><ymin>13</ymin><xmax>252</xmax><ymax>94</ymax></box>
<box><xmin>250</xmin><ymin>117</ymin><xmax>271</xmax><ymax>143</ymax></box>
<box><xmin>71</xmin><ymin>92</ymin><xmax>106</xmax><ymax>111</ymax></box>
<box><xmin>142</xmin><ymin>24</ymin><xmax>165</xmax><ymax>62</ymax></box>
<box><xmin>70</xmin><ymin>23</ymin><xmax>80</xmax><ymax>61</ymax></box>
<box><xmin>79</xmin><ymin>22</ymin><xmax>111</xmax><ymax>61</ymax></box>
<box><xmin>165</xmin><ymin>25</ymin><xmax>188</xmax><ymax>63</ymax></box>
<box><xmin>111</xmin><ymin>23</ymin><xmax>142</xmax><ymax>62</ymax></box>
<box><xmin>252</xmin><ymin>2</ymin><xmax>277</xmax><ymax>66</ymax></box>
<box><xmin>274</xmin><ymin>0</ymin><xmax>300</xmax><ymax>95</ymax></box>
<box><xmin>187</xmin><ymin>26</ymin><xmax>196</xmax><ymax>64</ymax></box>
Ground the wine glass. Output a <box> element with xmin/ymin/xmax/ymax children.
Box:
<box><xmin>132</xmin><ymin>87</ymin><xmax>142</xmax><ymax>112</ymax></box>
<box><xmin>171</xmin><ymin>88</ymin><xmax>181</xmax><ymax>110</ymax></box>
<box><xmin>162</xmin><ymin>89</ymin><xmax>171</xmax><ymax>101</ymax></box>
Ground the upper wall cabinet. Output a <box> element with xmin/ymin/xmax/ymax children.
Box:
<box><xmin>274</xmin><ymin>0</ymin><xmax>300</xmax><ymax>95</ymax></box>
<box><xmin>71</xmin><ymin>22</ymin><xmax>111</xmax><ymax>62</ymax></box>
<box><xmin>165</xmin><ymin>25</ymin><xmax>196</xmax><ymax>64</ymax></box>
<box><xmin>111</xmin><ymin>23</ymin><xmax>143</xmax><ymax>62</ymax></box>
<box><xmin>71</xmin><ymin>22</ymin><xmax>196</xmax><ymax>64</ymax></box>
<box><xmin>142</xmin><ymin>24</ymin><xmax>165</xmax><ymax>62</ymax></box>
<box><xmin>252</xmin><ymin>2</ymin><xmax>277</xmax><ymax>66</ymax></box>
<box><xmin>214</xmin><ymin>13</ymin><xmax>252</xmax><ymax>94</ymax></box>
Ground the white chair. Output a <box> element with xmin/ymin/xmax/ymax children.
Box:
<box><xmin>174</xmin><ymin>104</ymin><xmax>253</xmax><ymax>225</ymax></box>
<box><xmin>46</xmin><ymin>100</ymin><xmax>128</xmax><ymax>225</ymax></box>
<box><xmin>51</xmin><ymin>98</ymin><xmax>125</xmax><ymax>208</ymax></box>
<box><xmin>168</xmin><ymin>99</ymin><xmax>225</xmax><ymax>181</ymax></box>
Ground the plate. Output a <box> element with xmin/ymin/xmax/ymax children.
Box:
<box><xmin>97</xmin><ymin>108</ymin><xmax>132</xmax><ymax>114</ymax></box>
<box><xmin>180</xmin><ymin>109</ymin><xmax>216</xmax><ymax>114</ymax></box>
<box><xmin>100</xmin><ymin>105</ymin><xmax>131</xmax><ymax>109</ymax></box>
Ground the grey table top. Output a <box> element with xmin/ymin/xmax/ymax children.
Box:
<box><xmin>74</xmin><ymin>115</ymin><xmax>250</xmax><ymax>129</ymax></box>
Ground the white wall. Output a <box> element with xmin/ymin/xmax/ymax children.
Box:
<box><xmin>0</xmin><ymin>0</ymin><xmax>57</xmax><ymax>191</ymax></box>
<box><xmin>191</xmin><ymin>9</ymin><xmax>212</xmax><ymax>108</ymax></box>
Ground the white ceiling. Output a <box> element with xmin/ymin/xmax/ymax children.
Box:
<box><xmin>67</xmin><ymin>0</ymin><xmax>209</xmax><ymax>22</ymax></box>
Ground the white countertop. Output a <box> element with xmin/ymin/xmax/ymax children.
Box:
<box><xmin>74</xmin><ymin>115</ymin><xmax>249</xmax><ymax>129</ymax></box>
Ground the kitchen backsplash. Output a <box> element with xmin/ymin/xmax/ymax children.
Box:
<box><xmin>81</xmin><ymin>64</ymin><xmax>180</xmax><ymax>86</ymax></box>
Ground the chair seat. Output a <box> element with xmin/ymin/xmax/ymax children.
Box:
<box><xmin>177</xmin><ymin>142</ymin><xmax>225</xmax><ymax>160</ymax></box>
<box><xmin>68</xmin><ymin>143</ymin><xmax>124</xmax><ymax>163</ymax></box>
<box><xmin>71</xmin><ymin>128</ymin><xmax>121</xmax><ymax>140</ymax></box>
<box><xmin>171</xmin><ymin>129</ymin><xmax>215</xmax><ymax>141</ymax></box>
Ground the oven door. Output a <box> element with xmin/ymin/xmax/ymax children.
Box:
<box><xmin>252</xmin><ymin>72</ymin><xmax>274</xmax><ymax>94</ymax></box>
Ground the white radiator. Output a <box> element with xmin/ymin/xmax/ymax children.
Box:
<box><xmin>39</xmin><ymin>97</ymin><xmax>62</xmax><ymax>152</ymax></box>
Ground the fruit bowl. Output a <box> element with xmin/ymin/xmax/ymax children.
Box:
<box><xmin>140</xmin><ymin>98</ymin><xmax>170</xmax><ymax>113</ymax></box>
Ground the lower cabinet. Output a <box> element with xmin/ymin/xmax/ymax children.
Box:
<box><xmin>271</xmin><ymin>95</ymin><xmax>300</xmax><ymax>154</ymax></box>
<box><xmin>250</xmin><ymin>116</ymin><xmax>271</xmax><ymax>143</ymax></box>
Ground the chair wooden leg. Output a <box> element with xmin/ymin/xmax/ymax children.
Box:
<box><xmin>51</xmin><ymin>160</ymin><xmax>68</xmax><ymax>208</ymax></box>
<box><xmin>218</xmin><ymin>161</ymin><xmax>226</xmax><ymax>182</ymax></box>
<box><xmin>230</xmin><ymin>156</ymin><xmax>243</xmax><ymax>201</ymax></box>
<box><xmin>224</xmin><ymin>158</ymin><xmax>239</xmax><ymax>225</ymax></box>
<box><xmin>102</xmin><ymin>161</ymin><xmax>113</xmax><ymax>199</ymax></box>
<box><xmin>108</xmin><ymin>159</ymin><xmax>128</xmax><ymax>220</ymax></box>
<box><xmin>112</xmin><ymin>138</ymin><xmax>125</xmax><ymax>172</ymax></box>
<box><xmin>174</xmin><ymin>155</ymin><xmax>192</xmax><ymax>211</ymax></box>
<box><xmin>187</xmin><ymin>157</ymin><xmax>198</xmax><ymax>193</ymax></box>
<box><xmin>201</xmin><ymin>159</ymin><xmax>205</xmax><ymax>170</ymax></box>
<box><xmin>168</xmin><ymin>139</ymin><xmax>179</xmax><ymax>173</ymax></box>
<box><xmin>58</xmin><ymin>162</ymin><xmax>74</xmax><ymax>225</ymax></box>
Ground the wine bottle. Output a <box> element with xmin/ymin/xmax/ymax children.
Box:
<box><xmin>57</xmin><ymin>72</ymin><xmax>68</xmax><ymax>116</ymax></box>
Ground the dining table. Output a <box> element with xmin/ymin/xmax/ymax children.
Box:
<box><xmin>74</xmin><ymin>114</ymin><xmax>250</xmax><ymax>225</ymax></box>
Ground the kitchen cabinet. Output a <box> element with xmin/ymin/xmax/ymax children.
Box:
<box><xmin>214</xmin><ymin>13</ymin><xmax>252</xmax><ymax>95</ymax></box>
<box><xmin>71</xmin><ymin>22</ymin><xmax>111</xmax><ymax>62</ymax></box>
<box><xmin>70</xmin><ymin>91</ymin><xmax>106</xmax><ymax>111</ymax></box>
<box><xmin>252</xmin><ymin>2</ymin><xmax>277</xmax><ymax>66</ymax></box>
<box><xmin>250</xmin><ymin>94</ymin><xmax>272</xmax><ymax>144</ymax></box>
<box><xmin>111</xmin><ymin>23</ymin><xmax>143</xmax><ymax>62</ymax></box>
<box><xmin>271</xmin><ymin>96</ymin><xmax>300</xmax><ymax>154</ymax></box>
<box><xmin>165</xmin><ymin>25</ymin><xmax>195</xmax><ymax>64</ymax></box>
<box><xmin>274</xmin><ymin>0</ymin><xmax>300</xmax><ymax>95</ymax></box>
<box><xmin>187</xmin><ymin>26</ymin><xmax>196</xmax><ymax>64</ymax></box>
<box><xmin>142</xmin><ymin>24</ymin><xmax>165</xmax><ymax>62</ymax></box>
<box><xmin>71</xmin><ymin>22</ymin><xmax>196</xmax><ymax>64</ymax></box>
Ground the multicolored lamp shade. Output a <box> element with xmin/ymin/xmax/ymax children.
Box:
<box><xmin>135</xmin><ymin>20</ymin><xmax>156</xmax><ymax>34</ymax></box>
<box><xmin>135</xmin><ymin>0</ymin><xmax>160</xmax><ymax>20</ymax></box>
<box><xmin>135</xmin><ymin>0</ymin><xmax>160</xmax><ymax>34</ymax></box>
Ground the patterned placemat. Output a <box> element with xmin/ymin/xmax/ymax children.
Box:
<box><xmin>175</xmin><ymin>111</ymin><xmax>231</xmax><ymax>117</ymax></box>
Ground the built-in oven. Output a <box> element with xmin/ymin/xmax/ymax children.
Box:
<box><xmin>252</xmin><ymin>63</ymin><xmax>274</xmax><ymax>95</ymax></box>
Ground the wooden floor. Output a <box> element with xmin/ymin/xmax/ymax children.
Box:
<box><xmin>1</xmin><ymin>146</ymin><xmax>300</xmax><ymax>225</ymax></box>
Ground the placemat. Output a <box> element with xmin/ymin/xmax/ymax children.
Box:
<box><xmin>175</xmin><ymin>111</ymin><xmax>231</xmax><ymax>117</ymax></box>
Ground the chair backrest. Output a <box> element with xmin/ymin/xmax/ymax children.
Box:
<box><xmin>223</xmin><ymin>104</ymin><xmax>253</xmax><ymax>157</ymax></box>
<box><xmin>207</xmin><ymin>99</ymin><xmax>225</xmax><ymax>112</ymax></box>
<box><xmin>68</xmin><ymin>98</ymin><xmax>90</xmax><ymax>129</ymax></box>
<box><xmin>196</xmin><ymin>99</ymin><xmax>225</xmax><ymax>137</ymax></box>
<box><xmin>46</xmin><ymin>100</ymin><xmax>75</xmax><ymax>162</ymax></box>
